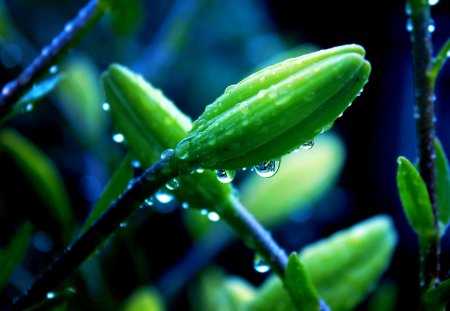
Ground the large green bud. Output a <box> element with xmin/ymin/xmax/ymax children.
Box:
<box><xmin>173</xmin><ymin>44</ymin><xmax>371</xmax><ymax>170</ymax></box>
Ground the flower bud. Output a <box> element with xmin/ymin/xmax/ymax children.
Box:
<box><xmin>174</xmin><ymin>44</ymin><xmax>371</xmax><ymax>170</ymax></box>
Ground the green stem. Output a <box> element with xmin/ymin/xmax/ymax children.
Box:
<box><xmin>0</xmin><ymin>0</ymin><xmax>109</xmax><ymax>120</ymax></box>
<box><xmin>4</xmin><ymin>156</ymin><xmax>178</xmax><ymax>311</ymax></box>
<box><xmin>429</xmin><ymin>38</ymin><xmax>450</xmax><ymax>84</ymax></box>
<box><xmin>407</xmin><ymin>0</ymin><xmax>440</xmax><ymax>300</ymax></box>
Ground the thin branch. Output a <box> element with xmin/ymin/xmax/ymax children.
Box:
<box><xmin>4</xmin><ymin>156</ymin><xmax>178</xmax><ymax>311</ymax></box>
<box><xmin>0</xmin><ymin>0</ymin><xmax>108</xmax><ymax>120</ymax></box>
<box><xmin>430</xmin><ymin>37</ymin><xmax>450</xmax><ymax>84</ymax></box>
<box><xmin>407</xmin><ymin>0</ymin><xmax>440</xmax><ymax>297</ymax></box>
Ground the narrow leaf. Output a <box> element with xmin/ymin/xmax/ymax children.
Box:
<box><xmin>122</xmin><ymin>287</ymin><xmax>166</xmax><ymax>311</ymax></box>
<box><xmin>0</xmin><ymin>129</ymin><xmax>73</xmax><ymax>240</ymax></box>
<box><xmin>81</xmin><ymin>154</ymin><xmax>133</xmax><ymax>233</ymax></box>
<box><xmin>435</xmin><ymin>138</ymin><xmax>450</xmax><ymax>235</ymax></box>
<box><xmin>424</xmin><ymin>277</ymin><xmax>450</xmax><ymax>309</ymax></box>
<box><xmin>284</xmin><ymin>253</ymin><xmax>320</xmax><ymax>311</ymax></box>
<box><xmin>0</xmin><ymin>222</ymin><xmax>33</xmax><ymax>291</ymax></box>
<box><xmin>396</xmin><ymin>156</ymin><xmax>434</xmax><ymax>237</ymax></box>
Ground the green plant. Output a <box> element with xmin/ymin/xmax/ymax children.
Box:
<box><xmin>0</xmin><ymin>0</ymin><xmax>449</xmax><ymax>310</ymax></box>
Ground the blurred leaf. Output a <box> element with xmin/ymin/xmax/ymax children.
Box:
<box><xmin>424</xmin><ymin>277</ymin><xmax>450</xmax><ymax>309</ymax></box>
<box><xmin>81</xmin><ymin>154</ymin><xmax>133</xmax><ymax>233</ymax></box>
<box><xmin>284</xmin><ymin>253</ymin><xmax>320</xmax><ymax>311</ymax></box>
<box><xmin>122</xmin><ymin>287</ymin><xmax>166</xmax><ymax>311</ymax></box>
<box><xmin>367</xmin><ymin>281</ymin><xmax>398</xmax><ymax>311</ymax></box>
<box><xmin>0</xmin><ymin>75</ymin><xmax>62</xmax><ymax>125</ymax></box>
<box><xmin>435</xmin><ymin>138</ymin><xmax>450</xmax><ymax>235</ymax></box>
<box><xmin>245</xmin><ymin>215</ymin><xmax>397</xmax><ymax>311</ymax></box>
<box><xmin>193</xmin><ymin>267</ymin><xmax>255</xmax><ymax>311</ymax></box>
<box><xmin>0</xmin><ymin>222</ymin><xmax>32</xmax><ymax>291</ymax></box>
<box><xmin>397</xmin><ymin>156</ymin><xmax>434</xmax><ymax>237</ymax></box>
<box><xmin>55</xmin><ymin>55</ymin><xmax>106</xmax><ymax>145</ymax></box>
<box><xmin>107</xmin><ymin>0</ymin><xmax>143</xmax><ymax>37</ymax></box>
<box><xmin>185</xmin><ymin>134</ymin><xmax>345</xmax><ymax>237</ymax></box>
<box><xmin>0</xmin><ymin>129</ymin><xmax>73</xmax><ymax>240</ymax></box>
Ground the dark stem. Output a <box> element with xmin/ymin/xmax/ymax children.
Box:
<box><xmin>0</xmin><ymin>0</ymin><xmax>108</xmax><ymax>120</ymax></box>
<box><xmin>4</xmin><ymin>156</ymin><xmax>178</xmax><ymax>311</ymax></box>
<box><xmin>221</xmin><ymin>196</ymin><xmax>288</xmax><ymax>277</ymax></box>
<box><xmin>408</xmin><ymin>0</ymin><xmax>440</xmax><ymax>296</ymax></box>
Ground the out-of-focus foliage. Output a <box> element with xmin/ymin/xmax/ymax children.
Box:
<box><xmin>122</xmin><ymin>287</ymin><xmax>166</xmax><ymax>311</ymax></box>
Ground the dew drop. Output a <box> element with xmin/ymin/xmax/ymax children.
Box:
<box><xmin>182</xmin><ymin>202</ymin><xmax>189</xmax><ymax>209</ymax></box>
<box><xmin>144</xmin><ymin>197</ymin><xmax>154</xmax><ymax>206</ymax></box>
<box><xmin>428</xmin><ymin>18</ymin><xmax>435</xmax><ymax>33</ymax></box>
<box><xmin>166</xmin><ymin>178</ymin><xmax>180</xmax><ymax>190</ymax></box>
<box><xmin>49</xmin><ymin>65</ymin><xmax>58</xmax><ymax>74</ymax></box>
<box><xmin>155</xmin><ymin>189</ymin><xmax>174</xmax><ymax>203</ymax></box>
<box><xmin>253</xmin><ymin>253</ymin><xmax>270</xmax><ymax>273</ymax></box>
<box><xmin>1</xmin><ymin>82</ymin><xmax>14</xmax><ymax>96</ymax></box>
<box><xmin>216</xmin><ymin>169</ymin><xmax>235</xmax><ymax>183</ymax></box>
<box><xmin>405</xmin><ymin>2</ymin><xmax>412</xmax><ymax>15</ymax></box>
<box><xmin>253</xmin><ymin>159</ymin><xmax>280</xmax><ymax>178</ymax></box>
<box><xmin>112</xmin><ymin>133</ymin><xmax>125</xmax><ymax>143</ymax></box>
<box><xmin>46</xmin><ymin>292</ymin><xmax>56</xmax><ymax>299</ymax></box>
<box><xmin>119</xmin><ymin>222</ymin><xmax>128</xmax><ymax>228</ymax></box>
<box><xmin>102</xmin><ymin>102</ymin><xmax>110</xmax><ymax>111</ymax></box>
<box><xmin>160</xmin><ymin>149</ymin><xmax>173</xmax><ymax>160</ymax></box>
<box><xmin>200</xmin><ymin>209</ymin><xmax>208</xmax><ymax>215</ymax></box>
<box><xmin>429</xmin><ymin>0</ymin><xmax>439</xmax><ymax>6</ymax></box>
<box><xmin>131</xmin><ymin>160</ymin><xmax>141</xmax><ymax>169</ymax></box>
<box><xmin>64</xmin><ymin>22</ymin><xmax>74</xmax><ymax>32</ymax></box>
<box><xmin>406</xmin><ymin>19</ymin><xmax>413</xmax><ymax>32</ymax></box>
<box><xmin>25</xmin><ymin>103</ymin><xmax>33</xmax><ymax>112</ymax></box>
<box><xmin>302</xmin><ymin>140</ymin><xmax>314</xmax><ymax>150</ymax></box>
<box><xmin>446</xmin><ymin>50</ymin><xmax>450</xmax><ymax>58</ymax></box>
<box><xmin>196</xmin><ymin>168</ymin><xmax>204</xmax><ymax>173</ymax></box>
<box><xmin>207</xmin><ymin>212</ymin><xmax>220</xmax><ymax>222</ymax></box>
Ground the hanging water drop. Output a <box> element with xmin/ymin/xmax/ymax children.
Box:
<box><xmin>253</xmin><ymin>159</ymin><xmax>280</xmax><ymax>178</ymax></box>
<box><xmin>119</xmin><ymin>222</ymin><xmax>128</xmax><ymax>228</ymax></box>
<box><xmin>216</xmin><ymin>169</ymin><xmax>235</xmax><ymax>183</ymax></box>
<box><xmin>49</xmin><ymin>65</ymin><xmax>58</xmax><ymax>74</ymax></box>
<box><xmin>302</xmin><ymin>140</ymin><xmax>314</xmax><ymax>150</ymax></box>
<box><xmin>196</xmin><ymin>168</ymin><xmax>204</xmax><ymax>173</ymax></box>
<box><xmin>429</xmin><ymin>0</ymin><xmax>439</xmax><ymax>6</ymax></box>
<box><xmin>1</xmin><ymin>82</ymin><xmax>14</xmax><ymax>97</ymax></box>
<box><xmin>446</xmin><ymin>50</ymin><xmax>450</xmax><ymax>58</ymax></box>
<box><xmin>112</xmin><ymin>133</ymin><xmax>125</xmax><ymax>143</ymax></box>
<box><xmin>253</xmin><ymin>253</ymin><xmax>270</xmax><ymax>273</ymax></box>
<box><xmin>406</xmin><ymin>19</ymin><xmax>413</xmax><ymax>32</ymax></box>
<box><xmin>182</xmin><ymin>202</ymin><xmax>189</xmax><ymax>209</ymax></box>
<box><xmin>46</xmin><ymin>292</ymin><xmax>56</xmax><ymax>299</ymax></box>
<box><xmin>428</xmin><ymin>18</ymin><xmax>435</xmax><ymax>33</ymax></box>
<box><xmin>207</xmin><ymin>212</ymin><xmax>220</xmax><ymax>222</ymax></box>
<box><xmin>160</xmin><ymin>149</ymin><xmax>173</xmax><ymax>160</ymax></box>
<box><xmin>155</xmin><ymin>189</ymin><xmax>174</xmax><ymax>203</ymax></box>
<box><xmin>131</xmin><ymin>160</ymin><xmax>141</xmax><ymax>169</ymax></box>
<box><xmin>102</xmin><ymin>101</ymin><xmax>110</xmax><ymax>111</ymax></box>
<box><xmin>166</xmin><ymin>177</ymin><xmax>180</xmax><ymax>190</ymax></box>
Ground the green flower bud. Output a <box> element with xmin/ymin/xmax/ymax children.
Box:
<box><xmin>174</xmin><ymin>44</ymin><xmax>371</xmax><ymax>170</ymax></box>
<box><xmin>101</xmin><ymin>64</ymin><xmax>232</xmax><ymax>209</ymax></box>
<box><xmin>244</xmin><ymin>215</ymin><xmax>397</xmax><ymax>311</ymax></box>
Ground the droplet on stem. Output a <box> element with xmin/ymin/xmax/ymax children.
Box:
<box><xmin>112</xmin><ymin>133</ymin><xmax>125</xmax><ymax>143</ymax></box>
<box><xmin>155</xmin><ymin>190</ymin><xmax>174</xmax><ymax>204</ymax></box>
<box><xmin>216</xmin><ymin>169</ymin><xmax>235</xmax><ymax>183</ymax></box>
<box><xmin>253</xmin><ymin>253</ymin><xmax>270</xmax><ymax>273</ymax></box>
<box><xmin>253</xmin><ymin>159</ymin><xmax>281</xmax><ymax>178</ymax></box>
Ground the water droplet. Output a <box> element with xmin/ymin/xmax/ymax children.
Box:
<box><xmin>49</xmin><ymin>65</ymin><xmax>58</xmax><ymax>74</ymax></box>
<box><xmin>131</xmin><ymin>160</ymin><xmax>141</xmax><ymax>169</ymax></box>
<box><xmin>102</xmin><ymin>102</ymin><xmax>110</xmax><ymax>111</ymax></box>
<box><xmin>253</xmin><ymin>253</ymin><xmax>270</xmax><ymax>273</ymax></box>
<box><xmin>166</xmin><ymin>178</ymin><xmax>179</xmax><ymax>190</ymax></box>
<box><xmin>224</xmin><ymin>84</ymin><xmax>236</xmax><ymax>94</ymax></box>
<box><xmin>216</xmin><ymin>169</ymin><xmax>235</xmax><ymax>183</ymax></box>
<box><xmin>428</xmin><ymin>18</ymin><xmax>435</xmax><ymax>33</ymax></box>
<box><xmin>196</xmin><ymin>168</ymin><xmax>204</xmax><ymax>173</ymax></box>
<box><xmin>1</xmin><ymin>82</ymin><xmax>14</xmax><ymax>96</ymax></box>
<box><xmin>46</xmin><ymin>292</ymin><xmax>56</xmax><ymax>299</ymax></box>
<box><xmin>338</xmin><ymin>112</ymin><xmax>343</xmax><ymax>118</ymax></box>
<box><xmin>207</xmin><ymin>212</ymin><xmax>220</xmax><ymax>222</ymax></box>
<box><xmin>429</xmin><ymin>0</ymin><xmax>439</xmax><ymax>5</ymax></box>
<box><xmin>160</xmin><ymin>149</ymin><xmax>173</xmax><ymax>160</ymax></box>
<box><xmin>144</xmin><ymin>197</ymin><xmax>154</xmax><ymax>206</ymax></box>
<box><xmin>41</xmin><ymin>46</ymin><xmax>50</xmax><ymax>57</ymax></box>
<box><xmin>200</xmin><ymin>209</ymin><xmax>208</xmax><ymax>215</ymax></box>
<box><xmin>155</xmin><ymin>190</ymin><xmax>174</xmax><ymax>203</ymax></box>
<box><xmin>357</xmin><ymin>88</ymin><xmax>364</xmax><ymax>97</ymax></box>
<box><xmin>120</xmin><ymin>222</ymin><xmax>128</xmax><ymax>228</ymax></box>
<box><xmin>182</xmin><ymin>202</ymin><xmax>189</xmax><ymax>209</ymax></box>
<box><xmin>406</xmin><ymin>19</ymin><xmax>413</xmax><ymax>32</ymax></box>
<box><xmin>405</xmin><ymin>3</ymin><xmax>412</xmax><ymax>15</ymax></box>
<box><xmin>446</xmin><ymin>50</ymin><xmax>450</xmax><ymax>58</ymax></box>
<box><xmin>302</xmin><ymin>140</ymin><xmax>314</xmax><ymax>150</ymax></box>
<box><xmin>253</xmin><ymin>159</ymin><xmax>280</xmax><ymax>178</ymax></box>
<box><xmin>25</xmin><ymin>103</ymin><xmax>33</xmax><ymax>112</ymax></box>
<box><xmin>64</xmin><ymin>22</ymin><xmax>74</xmax><ymax>32</ymax></box>
<box><xmin>112</xmin><ymin>133</ymin><xmax>125</xmax><ymax>143</ymax></box>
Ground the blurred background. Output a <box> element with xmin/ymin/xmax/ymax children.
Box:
<box><xmin>1</xmin><ymin>0</ymin><xmax>450</xmax><ymax>309</ymax></box>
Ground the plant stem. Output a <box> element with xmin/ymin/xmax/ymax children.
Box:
<box><xmin>0</xmin><ymin>0</ymin><xmax>108</xmax><ymax>120</ymax></box>
<box><xmin>4</xmin><ymin>156</ymin><xmax>178</xmax><ymax>311</ymax></box>
<box><xmin>221</xmin><ymin>195</ymin><xmax>288</xmax><ymax>277</ymax></box>
<box><xmin>407</xmin><ymin>0</ymin><xmax>440</xmax><ymax>296</ymax></box>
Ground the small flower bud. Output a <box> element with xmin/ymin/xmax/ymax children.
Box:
<box><xmin>174</xmin><ymin>44</ymin><xmax>371</xmax><ymax>170</ymax></box>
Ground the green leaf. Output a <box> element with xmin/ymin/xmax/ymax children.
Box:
<box><xmin>396</xmin><ymin>156</ymin><xmax>434</xmax><ymax>237</ymax></box>
<box><xmin>174</xmin><ymin>44</ymin><xmax>370</xmax><ymax>170</ymax></box>
<box><xmin>435</xmin><ymin>138</ymin><xmax>450</xmax><ymax>235</ymax></box>
<box><xmin>0</xmin><ymin>75</ymin><xmax>62</xmax><ymax>125</ymax></box>
<box><xmin>244</xmin><ymin>215</ymin><xmax>397</xmax><ymax>311</ymax></box>
<box><xmin>107</xmin><ymin>0</ymin><xmax>143</xmax><ymax>37</ymax></box>
<box><xmin>0</xmin><ymin>129</ymin><xmax>73</xmax><ymax>240</ymax></box>
<box><xmin>424</xmin><ymin>277</ymin><xmax>450</xmax><ymax>309</ymax></box>
<box><xmin>284</xmin><ymin>253</ymin><xmax>320</xmax><ymax>311</ymax></box>
<box><xmin>81</xmin><ymin>154</ymin><xmax>133</xmax><ymax>233</ymax></box>
<box><xmin>122</xmin><ymin>287</ymin><xmax>166</xmax><ymax>311</ymax></box>
<box><xmin>0</xmin><ymin>222</ymin><xmax>33</xmax><ymax>291</ymax></box>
